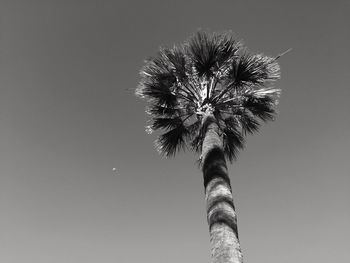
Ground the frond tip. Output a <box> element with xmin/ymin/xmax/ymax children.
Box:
<box><xmin>136</xmin><ymin>31</ymin><xmax>282</xmax><ymax>161</ymax></box>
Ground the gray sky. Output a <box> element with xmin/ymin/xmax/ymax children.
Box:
<box><xmin>1</xmin><ymin>1</ymin><xmax>350</xmax><ymax>263</ymax></box>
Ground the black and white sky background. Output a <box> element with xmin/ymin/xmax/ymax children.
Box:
<box><xmin>1</xmin><ymin>1</ymin><xmax>350</xmax><ymax>262</ymax></box>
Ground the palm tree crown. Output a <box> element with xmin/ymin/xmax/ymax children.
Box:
<box><xmin>136</xmin><ymin>31</ymin><xmax>281</xmax><ymax>161</ymax></box>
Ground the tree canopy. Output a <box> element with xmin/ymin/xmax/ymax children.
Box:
<box><xmin>136</xmin><ymin>31</ymin><xmax>281</xmax><ymax>161</ymax></box>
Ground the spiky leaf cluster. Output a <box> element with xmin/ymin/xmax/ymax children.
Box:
<box><xmin>136</xmin><ymin>31</ymin><xmax>281</xmax><ymax>161</ymax></box>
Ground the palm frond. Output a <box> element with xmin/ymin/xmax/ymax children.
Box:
<box><xmin>151</xmin><ymin>117</ymin><xmax>183</xmax><ymax>130</ymax></box>
<box><xmin>155</xmin><ymin>124</ymin><xmax>188</xmax><ymax>157</ymax></box>
<box><xmin>160</xmin><ymin>46</ymin><xmax>188</xmax><ymax>82</ymax></box>
<box><xmin>186</xmin><ymin>31</ymin><xmax>241</xmax><ymax>77</ymax></box>
<box><xmin>146</xmin><ymin>105</ymin><xmax>180</xmax><ymax>117</ymax></box>
<box><xmin>136</xmin><ymin>80</ymin><xmax>177</xmax><ymax>107</ymax></box>
<box><xmin>223</xmin><ymin>127</ymin><xmax>245</xmax><ymax>161</ymax></box>
<box><xmin>243</xmin><ymin>95</ymin><xmax>276</xmax><ymax>122</ymax></box>
<box><xmin>227</xmin><ymin>53</ymin><xmax>280</xmax><ymax>85</ymax></box>
<box><xmin>240</xmin><ymin>111</ymin><xmax>260</xmax><ymax>135</ymax></box>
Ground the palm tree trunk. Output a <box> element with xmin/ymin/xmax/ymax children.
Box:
<box><xmin>201</xmin><ymin>115</ymin><xmax>243</xmax><ymax>263</ymax></box>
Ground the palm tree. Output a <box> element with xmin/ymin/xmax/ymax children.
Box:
<box><xmin>136</xmin><ymin>31</ymin><xmax>281</xmax><ymax>263</ymax></box>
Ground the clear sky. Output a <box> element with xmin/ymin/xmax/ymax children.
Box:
<box><xmin>1</xmin><ymin>1</ymin><xmax>349</xmax><ymax>263</ymax></box>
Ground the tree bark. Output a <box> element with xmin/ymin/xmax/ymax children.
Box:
<box><xmin>201</xmin><ymin>115</ymin><xmax>243</xmax><ymax>263</ymax></box>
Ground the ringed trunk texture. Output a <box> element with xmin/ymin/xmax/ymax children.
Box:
<box><xmin>201</xmin><ymin>115</ymin><xmax>243</xmax><ymax>263</ymax></box>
